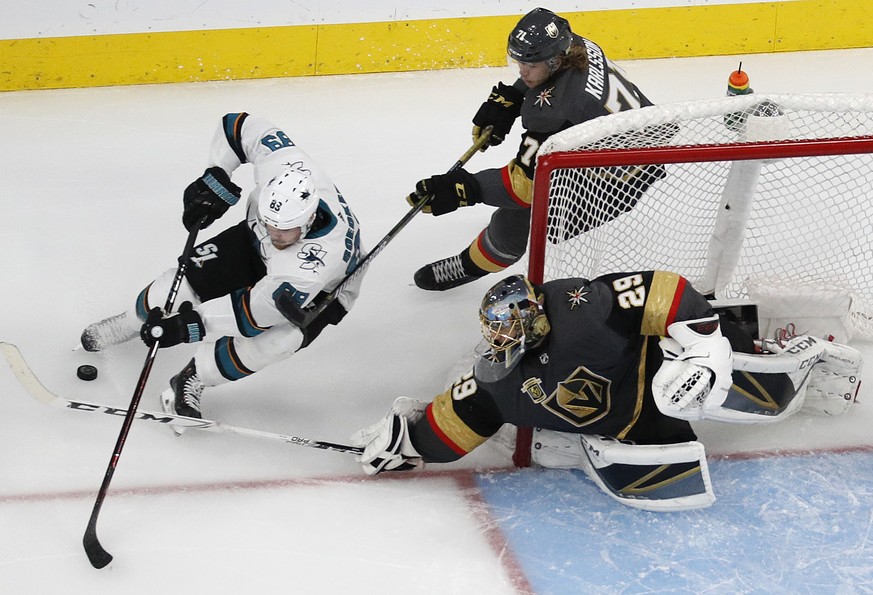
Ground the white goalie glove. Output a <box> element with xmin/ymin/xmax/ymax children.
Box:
<box><xmin>652</xmin><ymin>316</ymin><xmax>734</xmax><ymax>421</ymax></box>
<box><xmin>350</xmin><ymin>397</ymin><xmax>427</xmax><ymax>476</ymax></box>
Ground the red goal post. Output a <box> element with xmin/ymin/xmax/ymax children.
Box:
<box><xmin>513</xmin><ymin>93</ymin><xmax>873</xmax><ymax>467</ymax></box>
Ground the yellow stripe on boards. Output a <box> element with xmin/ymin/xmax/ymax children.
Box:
<box><xmin>2</xmin><ymin>1</ymin><xmax>871</xmax><ymax>91</ymax></box>
<box><xmin>1</xmin><ymin>26</ymin><xmax>319</xmax><ymax>91</ymax></box>
<box><xmin>576</xmin><ymin>3</ymin><xmax>779</xmax><ymax>58</ymax></box>
<box><xmin>315</xmin><ymin>16</ymin><xmax>517</xmax><ymax>76</ymax></box>
<box><xmin>776</xmin><ymin>0</ymin><xmax>873</xmax><ymax>51</ymax></box>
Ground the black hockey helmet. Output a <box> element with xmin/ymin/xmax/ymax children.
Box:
<box><xmin>507</xmin><ymin>8</ymin><xmax>572</xmax><ymax>63</ymax></box>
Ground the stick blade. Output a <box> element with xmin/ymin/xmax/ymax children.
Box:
<box><xmin>83</xmin><ymin>525</ymin><xmax>113</xmax><ymax>569</ymax></box>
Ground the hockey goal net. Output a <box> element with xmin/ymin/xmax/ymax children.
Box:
<box><xmin>513</xmin><ymin>93</ymin><xmax>873</xmax><ymax>466</ymax></box>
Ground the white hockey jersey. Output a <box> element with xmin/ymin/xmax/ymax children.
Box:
<box><xmin>195</xmin><ymin>113</ymin><xmax>365</xmax><ymax>337</ymax></box>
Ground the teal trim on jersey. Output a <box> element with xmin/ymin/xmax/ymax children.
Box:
<box><xmin>306</xmin><ymin>200</ymin><xmax>336</xmax><ymax>239</ymax></box>
<box><xmin>335</xmin><ymin>190</ymin><xmax>362</xmax><ymax>275</ymax></box>
<box><xmin>272</xmin><ymin>282</ymin><xmax>309</xmax><ymax>307</ymax></box>
<box><xmin>222</xmin><ymin>112</ymin><xmax>249</xmax><ymax>164</ymax></box>
<box><xmin>135</xmin><ymin>284</ymin><xmax>151</xmax><ymax>321</ymax></box>
<box><xmin>230</xmin><ymin>287</ymin><xmax>268</xmax><ymax>338</ymax></box>
<box><xmin>213</xmin><ymin>336</ymin><xmax>255</xmax><ymax>381</ymax></box>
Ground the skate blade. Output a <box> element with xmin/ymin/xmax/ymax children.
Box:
<box><xmin>159</xmin><ymin>388</ymin><xmax>187</xmax><ymax>436</ymax></box>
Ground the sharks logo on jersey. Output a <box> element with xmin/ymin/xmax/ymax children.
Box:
<box><xmin>298</xmin><ymin>242</ymin><xmax>326</xmax><ymax>271</ymax></box>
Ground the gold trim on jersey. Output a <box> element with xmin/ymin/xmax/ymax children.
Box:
<box><xmin>431</xmin><ymin>389</ymin><xmax>490</xmax><ymax>453</ymax></box>
<box><xmin>468</xmin><ymin>237</ymin><xmax>511</xmax><ymax>273</ymax></box>
<box><xmin>617</xmin><ymin>338</ymin><xmax>647</xmax><ymax>440</ymax></box>
<box><xmin>506</xmin><ymin>160</ymin><xmax>533</xmax><ymax>206</ymax></box>
<box><xmin>641</xmin><ymin>271</ymin><xmax>681</xmax><ymax>335</ymax></box>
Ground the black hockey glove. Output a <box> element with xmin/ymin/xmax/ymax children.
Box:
<box><xmin>472</xmin><ymin>82</ymin><xmax>524</xmax><ymax>149</ymax></box>
<box><xmin>182</xmin><ymin>167</ymin><xmax>242</xmax><ymax>231</ymax></box>
<box><xmin>406</xmin><ymin>169</ymin><xmax>482</xmax><ymax>216</ymax></box>
<box><xmin>140</xmin><ymin>302</ymin><xmax>205</xmax><ymax>348</ymax></box>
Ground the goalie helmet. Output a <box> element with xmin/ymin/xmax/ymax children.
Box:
<box><xmin>258</xmin><ymin>169</ymin><xmax>320</xmax><ymax>234</ymax></box>
<box><xmin>475</xmin><ymin>274</ymin><xmax>551</xmax><ymax>381</ymax></box>
<box><xmin>507</xmin><ymin>8</ymin><xmax>572</xmax><ymax>64</ymax></box>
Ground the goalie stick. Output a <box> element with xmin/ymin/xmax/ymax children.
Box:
<box><xmin>0</xmin><ymin>342</ymin><xmax>363</xmax><ymax>455</ymax></box>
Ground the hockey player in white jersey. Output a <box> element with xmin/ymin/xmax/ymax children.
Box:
<box><xmin>80</xmin><ymin>112</ymin><xmax>365</xmax><ymax>426</ymax></box>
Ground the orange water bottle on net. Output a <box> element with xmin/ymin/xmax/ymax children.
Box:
<box><xmin>725</xmin><ymin>62</ymin><xmax>753</xmax><ymax>130</ymax></box>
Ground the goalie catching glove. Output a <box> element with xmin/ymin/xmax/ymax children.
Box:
<box><xmin>472</xmin><ymin>82</ymin><xmax>524</xmax><ymax>149</ymax></box>
<box><xmin>182</xmin><ymin>166</ymin><xmax>242</xmax><ymax>231</ymax></box>
<box><xmin>350</xmin><ymin>397</ymin><xmax>427</xmax><ymax>475</ymax></box>
<box><xmin>406</xmin><ymin>169</ymin><xmax>481</xmax><ymax>216</ymax></box>
<box><xmin>652</xmin><ymin>316</ymin><xmax>733</xmax><ymax>421</ymax></box>
<box><xmin>140</xmin><ymin>301</ymin><xmax>205</xmax><ymax>348</ymax></box>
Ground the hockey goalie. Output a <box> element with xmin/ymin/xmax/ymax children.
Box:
<box><xmin>350</xmin><ymin>270</ymin><xmax>863</xmax><ymax>512</ymax></box>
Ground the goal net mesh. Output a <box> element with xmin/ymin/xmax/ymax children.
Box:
<box><xmin>529</xmin><ymin>93</ymin><xmax>873</xmax><ymax>339</ymax></box>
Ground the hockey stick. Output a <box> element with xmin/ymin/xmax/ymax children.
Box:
<box><xmin>82</xmin><ymin>218</ymin><xmax>206</xmax><ymax>569</ymax></box>
<box><xmin>281</xmin><ymin>126</ymin><xmax>493</xmax><ymax>329</ymax></box>
<box><xmin>0</xmin><ymin>342</ymin><xmax>362</xmax><ymax>455</ymax></box>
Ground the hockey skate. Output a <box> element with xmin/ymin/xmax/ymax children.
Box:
<box><xmin>80</xmin><ymin>311</ymin><xmax>140</xmax><ymax>352</ymax></box>
<box><xmin>414</xmin><ymin>252</ymin><xmax>487</xmax><ymax>291</ymax></box>
<box><xmin>160</xmin><ymin>358</ymin><xmax>204</xmax><ymax>436</ymax></box>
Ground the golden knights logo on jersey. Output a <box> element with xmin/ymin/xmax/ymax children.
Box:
<box><xmin>523</xmin><ymin>366</ymin><xmax>612</xmax><ymax>427</ymax></box>
<box><xmin>521</xmin><ymin>377</ymin><xmax>548</xmax><ymax>403</ymax></box>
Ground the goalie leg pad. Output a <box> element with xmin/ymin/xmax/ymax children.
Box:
<box><xmin>530</xmin><ymin>428</ymin><xmax>587</xmax><ymax>468</ymax></box>
<box><xmin>579</xmin><ymin>435</ymin><xmax>714</xmax><ymax>512</ymax></box>
<box><xmin>531</xmin><ymin>430</ymin><xmax>715</xmax><ymax>511</ymax></box>
<box><xmin>706</xmin><ymin>335</ymin><xmax>837</xmax><ymax>422</ymax></box>
<box><xmin>803</xmin><ymin>341</ymin><xmax>863</xmax><ymax>416</ymax></box>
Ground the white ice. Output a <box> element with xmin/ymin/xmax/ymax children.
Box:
<box><xmin>1</xmin><ymin>48</ymin><xmax>872</xmax><ymax>594</ymax></box>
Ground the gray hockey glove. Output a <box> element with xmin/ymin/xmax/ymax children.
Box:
<box><xmin>406</xmin><ymin>169</ymin><xmax>481</xmax><ymax>216</ymax></box>
<box><xmin>182</xmin><ymin>167</ymin><xmax>241</xmax><ymax>231</ymax></box>
<box><xmin>140</xmin><ymin>302</ymin><xmax>205</xmax><ymax>348</ymax></box>
<box><xmin>350</xmin><ymin>397</ymin><xmax>426</xmax><ymax>475</ymax></box>
<box><xmin>472</xmin><ymin>82</ymin><xmax>524</xmax><ymax>148</ymax></box>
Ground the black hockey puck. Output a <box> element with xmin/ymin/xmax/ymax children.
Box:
<box><xmin>77</xmin><ymin>364</ymin><xmax>98</xmax><ymax>381</ymax></box>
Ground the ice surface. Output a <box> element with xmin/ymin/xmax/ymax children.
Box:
<box><xmin>1</xmin><ymin>48</ymin><xmax>872</xmax><ymax>594</ymax></box>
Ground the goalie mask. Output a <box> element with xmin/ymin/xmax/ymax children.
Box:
<box><xmin>474</xmin><ymin>274</ymin><xmax>551</xmax><ymax>382</ymax></box>
<box><xmin>258</xmin><ymin>169</ymin><xmax>320</xmax><ymax>236</ymax></box>
<box><xmin>507</xmin><ymin>8</ymin><xmax>572</xmax><ymax>67</ymax></box>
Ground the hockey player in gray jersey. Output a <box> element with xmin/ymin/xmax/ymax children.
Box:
<box><xmin>80</xmin><ymin>112</ymin><xmax>365</xmax><ymax>427</ymax></box>
<box><xmin>409</xmin><ymin>8</ymin><xmax>662</xmax><ymax>291</ymax></box>
<box><xmin>351</xmin><ymin>272</ymin><xmax>862</xmax><ymax>511</ymax></box>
